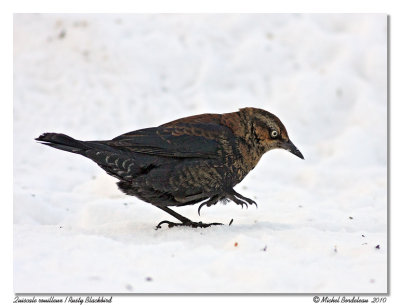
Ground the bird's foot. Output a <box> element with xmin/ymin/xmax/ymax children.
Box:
<box><xmin>155</xmin><ymin>220</ymin><xmax>223</xmax><ymax>229</ymax></box>
<box><xmin>227</xmin><ymin>190</ymin><xmax>258</xmax><ymax>209</ymax></box>
<box><xmin>197</xmin><ymin>191</ymin><xmax>257</xmax><ymax>214</ymax></box>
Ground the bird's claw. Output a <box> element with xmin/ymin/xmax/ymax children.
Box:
<box><xmin>238</xmin><ymin>201</ymin><xmax>248</xmax><ymax>209</ymax></box>
<box><xmin>246</xmin><ymin>198</ymin><xmax>258</xmax><ymax>207</ymax></box>
<box><xmin>230</xmin><ymin>192</ymin><xmax>257</xmax><ymax>209</ymax></box>
<box><xmin>197</xmin><ymin>195</ymin><xmax>221</xmax><ymax>215</ymax></box>
<box><xmin>197</xmin><ymin>202</ymin><xmax>207</xmax><ymax>215</ymax></box>
<box><xmin>227</xmin><ymin>194</ymin><xmax>255</xmax><ymax>209</ymax></box>
<box><xmin>197</xmin><ymin>192</ymin><xmax>257</xmax><ymax>215</ymax></box>
<box><xmin>155</xmin><ymin>220</ymin><xmax>176</xmax><ymax>229</ymax></box>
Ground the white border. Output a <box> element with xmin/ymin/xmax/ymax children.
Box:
<box><xmin>3</xmin><ymin>1</ymin><xmax>398</xmax><ymax>305</ymax></box>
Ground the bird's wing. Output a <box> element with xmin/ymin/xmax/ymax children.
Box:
<box><xmin>103</xmin><ymin>123</ymin><xmax>233</xmax><ymax>159</ymax></box>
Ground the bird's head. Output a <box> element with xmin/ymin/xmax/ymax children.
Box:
<box><xmin>239</xmin><ymin>107</ymin><xmax>304</xmax><ymax>159</ymax></box>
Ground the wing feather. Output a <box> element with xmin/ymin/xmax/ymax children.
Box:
<box><xmin>103</xmin><ymin>123</ymin><xmax>232</xmax><ymax>159</ymax></box>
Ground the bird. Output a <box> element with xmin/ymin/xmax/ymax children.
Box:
<box><xmin>36</xmin><ymin>107</ymin><xmax>304</xmax><ymax>229</ymax></box>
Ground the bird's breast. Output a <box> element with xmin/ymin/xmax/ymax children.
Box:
<box><xmin>227</xmin><ymin>140</ymin><xmax>262</xmax><ymax>186</ymax></box>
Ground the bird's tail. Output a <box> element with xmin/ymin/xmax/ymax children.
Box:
<box><xmin>35</xmin><ymin>133</ymin><xmax>91</xmax><ymax>154</ymax></box>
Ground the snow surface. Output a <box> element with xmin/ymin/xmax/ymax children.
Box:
<box><xmin>13</xmin><ymin>14</ymin><xmax>387</xmax><ymax>293</ymax></box>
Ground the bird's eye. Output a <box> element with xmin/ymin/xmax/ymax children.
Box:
<box><xmin>271</xmin><ymin>130</ymin><xmax>278</xmax><ymax>138</ymax></box>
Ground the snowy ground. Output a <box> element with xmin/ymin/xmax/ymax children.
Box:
<box><xmin>13</xmin><ymin>14</ymin><xmax>387</xmax><ymax>293</ymax></box>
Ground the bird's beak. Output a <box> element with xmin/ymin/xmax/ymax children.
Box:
<box><xmin>281</xmin><ymin>139</ymin><xmax>304</xmax><ymax>159</ymax></box>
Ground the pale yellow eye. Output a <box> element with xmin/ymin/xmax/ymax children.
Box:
<box><xmin>271</xmin><ymin>130</ymin><xmax>278</xmax><ymax>138</ymax></box>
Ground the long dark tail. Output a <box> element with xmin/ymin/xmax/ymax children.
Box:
<box><xmin>35</xmin><ymin>133</ymin><xmax>91</xmax><ymax>154</ymax></box>
<box><xmin>36</xmin><ymin>133</ymin><xmax>143</xmax><ymax>181</ymax></box>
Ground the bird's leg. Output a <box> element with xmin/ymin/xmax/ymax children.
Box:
<box><xmin>155</xmin><ymin>205</ymin><xmax>223</xmax><ymax>229</ymax></box>
<box><xmin>225</xmin><ymin>189</ymin><xmax>258</xmax><ymax>209</ymax></box>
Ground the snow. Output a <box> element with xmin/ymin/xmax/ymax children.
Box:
<box><xmin>13</xmin><ymin>14</ymin><xmax>387</xmax><ymax>293</ymax></box>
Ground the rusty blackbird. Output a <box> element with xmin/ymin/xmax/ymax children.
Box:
<box><xmin>36</xmin><ymin>107</ymin><xmax>304</xmax><ymax>228</ymax></box>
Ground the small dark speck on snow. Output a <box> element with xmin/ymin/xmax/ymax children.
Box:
<box><xmin>349</xmin><ymin>216</ymin><xmax>353</xmax><ymax>220</ymax></box>
<box><xmin>58</xmin><ymin>30</ymin><xmax>66</xmax><ymax>39</ymax></box>
<box><xmin>375</xmin><ymin>245</ymin><xmax>380</xmax><ymax>250</ymax></box>
<box><xmin>145</xmin><ymin>277</ymin><xmax>153</xmax><ymax>282</ymax></box>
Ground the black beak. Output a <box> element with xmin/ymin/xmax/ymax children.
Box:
<box><xmin>281</xmin><ymin>139</ymin><xmax>304</xmax><ymax>160</ymax></box>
